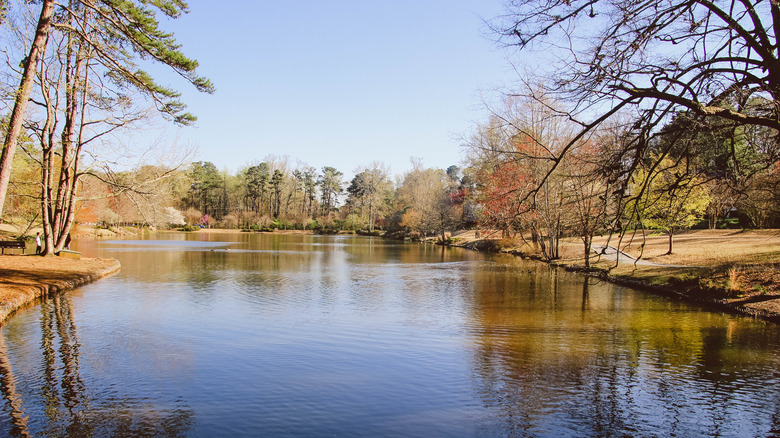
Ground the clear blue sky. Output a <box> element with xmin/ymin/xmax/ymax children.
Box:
<box><xmin>154</xmin><ymin>0</ymin><xmax>517</xmax><ymax>178</ymax></box>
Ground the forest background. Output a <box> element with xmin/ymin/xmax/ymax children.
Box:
<box><xmin>0</xmin><ymin>0</ymin><xmax>779</xmax><ymax>270</ymax></box>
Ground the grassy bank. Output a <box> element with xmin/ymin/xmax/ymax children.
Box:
<box><xmin>449</xmin><ymin>229</ymin><xmax>780</xmax><ymax>323</ymax></box>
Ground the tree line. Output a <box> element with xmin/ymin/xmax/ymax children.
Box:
<box><xmin>3</xmin><ymin>0</ymin><xmax>779</xmax><ymax>262</ymax></box>
<box><xmin>44</xmin><ymin>157</ymin><xmax>472</xmax><ymax>241</ymax></box>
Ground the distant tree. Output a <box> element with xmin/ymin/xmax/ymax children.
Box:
<box><xmin>186</xmin><ymin>162</ymin><xmax>222</xmax><ymax>217</ymax></box>
<box><xmin>399</xmin><ymin>208</ymin><xmax>423</xmax><ymax>238</ymax></box>
<box><xmin>318</xmin><ymin>166</ymin><xmax>343</xmax><ymax>215</ymax></box>
<box><xmin>239</xmin><ymin>210</ymin><xmax>258</xmax><ymax>229</ymax></box>
<box><xmin>343</xmin><ymin>213</ymin><xmax>366</xmax><ymax>232</ymax></box>
<box><xmin>476</xmin><ymin>162</ymin><xmax>528</xmax><ymax>237</ymax></box>
<box><xmin>270</xmin><ymin>169</ymin><xmax>284</xmax><ymax>218</ymax></box>
<box><xmin>4</xmin><ymin>136</ymin><xmax>41</xmax><ymax>236</ymax></box>
<box><xmin>200</xmin><ymin>214</ymin><xmax>217</xmax><ymax>228</ymax></box>
<box><xmin>161</xmin><ymin>207</ymin><xmax>185</xmax><ymax>228</ymax></box>
<box><xmin>395</xmin><ymin>160</ymin><xmax>459</xmax><ymax>240</ymax></box>
<box><xmin>346</xmin><ymin>162</ymin><xmax>392</xmax><ymax>231</ymax></box>
<box><xmin>73</xmin><ymin>163</ymin><xmax>192</xmax><ymax>229</ymax></box>
<box><xmin>242</xmin><ymin>164</ymin><xmax>269</xmax><ymax>213</ymax></box>
<box><xmin>738</xmin><ymin>172</ymin><xmax>780</xmax><ymax>228</ymax></box>
<box><xmin>302</xmin><ymin>166</ymin><xmax>318</xmax><ymax>216</ymax></box>
<box><xmin>466</xmin><ymin>93</ymin><xmax>579</xmax><ymax>260</ymax></box>
<box><xmin>446</xmin><ymin>165</ymin><xmax>461</xmax><ymax>183</ymax></box>
<box><xmin>220</xmin><ymin>213</ymin><xmax>239</xmax><ymax>229</ymax></box>
<box><xmin>562</xmin><ymin>140</ymin><xmax>612</xmax><ymax>267</ymax></box>
<box><xmin>97</xmin><ymin>207</ymin><xmax>122</xmax><ymax>226</ymax></box>
<box><xmin>183</xmin><ymin>208</ymin><xmax>202</xmax><ymax>226</ymax></box>
<box><xmin>291</xmin><ymin>169</ymin><xmax>305</xmax><ymax>215</ymax></box>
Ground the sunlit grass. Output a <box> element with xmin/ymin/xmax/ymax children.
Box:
<box><xmin>588</xmin><ymin>229</ymin><xmax>780</xmax><ymax>267</ymax></box>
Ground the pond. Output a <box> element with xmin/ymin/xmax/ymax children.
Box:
<box><xmin>1</xmin><ymin>233</ymin><xmax>779</xmax><ymax>437</ymax></box>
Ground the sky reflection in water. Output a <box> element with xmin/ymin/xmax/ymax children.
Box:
<box><xmin>1</xmin><ymin>233</ymin><xmax>779</xmax><ymax>437</ymax></box>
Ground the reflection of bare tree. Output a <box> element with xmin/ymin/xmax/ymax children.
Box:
<box><xmin>55</xmin><ymin>295</ymin><xmax>88</xmax><ymax>412</ymax></box>
<box><xmin>40</xmin><ymin>299</ymin><xmax>61</xmax><ymax>432</ymax></box>
<box><xmin>1</xmin><ymin>293</ymin><xmax>194</xmax><ymax>436</ymax></box>
<box><xmin>0</xmin><ymin>331</ymin><xmax>30</xmax><ymax>437</ymax></box>
<box><xmin>469</xmin><ymin>266</ymin><xmax>780</xmax><ymax>435</ymax></box>
<box><xmin>39</xmin><ymin>295</ymin><xmax>92</xmax><ymax>436</ymax></box>
<box><xmin>580</xmin><ymin>278</ymin><xmax>590</xmax><ymax>316</ymax></box>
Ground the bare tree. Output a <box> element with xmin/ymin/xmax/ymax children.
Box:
<box><xmin>466</xmin><ymin>92</ymin><xmax>584</xmax><ymax>260</ymax></box>
<box><xmin>492</xmin><ymin>0</ymin><xmax>780</xmax><ymax>211</ymax></box>
<box><xmin>0</xmin><ymin>0</ymin><xmax>213</xmax><ymax>245</ymax></box>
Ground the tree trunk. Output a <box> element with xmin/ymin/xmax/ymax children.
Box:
<box><xmin>51</xmin><ymin>13</ymin><xmax>87</xmax><ymax>253</ymax></box>
<box><xmin>0</xmin><ymin>0</ymin><xmax>55</xmax><ymax>221</ymax></box>
<box><xmin>666</xmin><ymin>231</ymin><xmax>674</xmax><ymax>255</ymax></box>
<box><xmin>549</xmin><ymin>234</ymin><xmax>556</xmax><ymax>259</ymax></box>
<box><xmin>368</xmin><ymin>201</ymin><xmax>375</xmax><ymax>232</ymax></box>
<box><xmin>583</xmin><ymin>235</ymin><xmax>591</xmax><ymax>268</ymax></box>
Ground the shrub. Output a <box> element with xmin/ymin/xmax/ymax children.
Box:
<box><xmin>728</xmin><ymin>266</ymin><xmax>743</xmax><ymax>296</ymax></box>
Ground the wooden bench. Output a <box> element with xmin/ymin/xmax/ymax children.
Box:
<box><xmin>0</xmin><ymin>240</ymin><xmax>26</xmax><ymax>255</ymax></box>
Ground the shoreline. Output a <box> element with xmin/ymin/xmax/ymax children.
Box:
<box><xmin>442</xmin><ymin>229</ymin><xmax>780</xmax><ymax>324</ymax></box>
<box><xmin>557</xmin><ymin>263</ymin><xmax>780</xmax><ymax>324</ymax></box>
<box><xmin>1</xmin><ymin>226</ymin><xmax>777</xmax><ymax>326</ymax></box>
<box><xmin>0</xmin><ymin>255</ymin><xmax>121</xmax><ymax>325</ymax></box>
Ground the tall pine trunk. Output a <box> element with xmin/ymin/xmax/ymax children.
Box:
<box><xmin>0</xmin><ymin>0</ymin><xmax>55</xmax><ymax>221</ymax></box>
<box><xmin>43</xmin><ymin>3</ymin><xmax>89</xmax><ymax>254</ymax></box>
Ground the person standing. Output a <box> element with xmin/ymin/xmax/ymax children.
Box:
<box><xmin>35</xmin><ymin>232</ymin><xmax>41</xmax><ymax>254</ymax></box>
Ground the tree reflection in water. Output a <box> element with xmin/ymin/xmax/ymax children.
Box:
<box><xmin>0</xmin><ymin>330</ymin><xmax>29</xmax><ymax>437</ymax></box>
<box><xmin>0</xmin><ymin>294</ymin><xmax>194</xmax><ymax>437</ymax></box>
<box><xmin>469</xmin><ymin>265</ymin><xmax>780</xmax><ymax>436</ymax></box>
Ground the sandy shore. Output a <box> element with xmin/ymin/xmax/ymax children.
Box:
<box><xmin>0</xmin><ymin>255</ymin><xmax>121</xmax><ymax>325</ymax></box>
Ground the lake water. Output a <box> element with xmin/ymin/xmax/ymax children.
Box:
<box><xmin>1</xmin><ymin>233</ymin><xmax>779</xmax><ymax>437</ymax></box>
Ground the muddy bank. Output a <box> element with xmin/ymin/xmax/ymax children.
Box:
<box><xmin>0</xmin><ymin>255</ymin><xmax>121</xmax><ymax>325</ymax></box>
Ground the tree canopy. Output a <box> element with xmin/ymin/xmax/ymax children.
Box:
<box><xmin>0</xmin><ymin>0</ymin><xmax>213</xmax><ymax>229</ymax></box>
<box><xmin>492</xmin><ymin>0</ymin><xmax>780</xmax><ymax>203</ymax></box>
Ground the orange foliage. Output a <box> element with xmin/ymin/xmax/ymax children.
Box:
<box><xmin>477</xmin><ymin>161</ymin><xmax>533</xmax><ymax>233</ymax></box>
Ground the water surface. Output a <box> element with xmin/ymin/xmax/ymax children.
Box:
<box><xmin>1</xmin><ymin>233</ymin><xmax>779</xmax><ymax>437</ymax></box>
